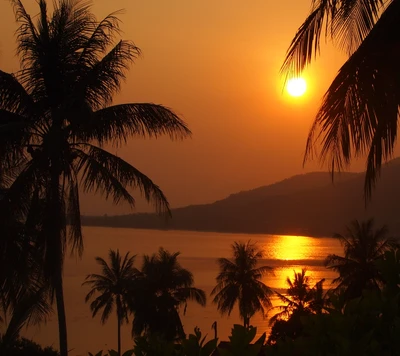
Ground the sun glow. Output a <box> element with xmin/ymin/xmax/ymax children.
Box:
<box><xmin>286</xmin><ymin>77</ymin><xmax>307</xmax><ymax>97</ymax></box>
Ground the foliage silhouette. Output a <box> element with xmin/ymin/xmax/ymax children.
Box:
<box><xmin>325</xmin><ymin>219</ymin><xmax>398</xmax><ymax>300</ymax></box>
<box><xmin>211</xmin><ymin>241</ymin><xmax>273</xmax><ymax>328</ymax></box>
<box><xmin>0</xmin><ymin>1</ymin><xmax>190</xmax><ymax>354</ymax></box>
<box><xmin>83</xmin><ymin>250</ymin><xmax>138</xmax><ymax>356</ymax></box>
<box><xmin>131</xmin><ymin>248</ymin><xmax>206</xmax><ymax>341</ymax></box>
<box><xmin>0</xmin><ymin>337</ymin><xmax>59</xmax><ymax>356</ymax></box>
<box><xmin>268</xmin><ymin>269</ymin><xmax>325</xmax><ymax>345</ymax></box>
<box><xmin>0</xmin><ymin>191</ymin><xmax>52</xmax><ymax>345</ymax></box>
<box><xmin>283</xmin><ymin>0</ymin><xmax>400</xmax><ymax>197</ymax></box>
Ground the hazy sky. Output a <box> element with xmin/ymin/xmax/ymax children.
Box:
<box><xmin>0</xmin><ymin>0</ymin><xmax>391</xmax><ymax>215</ymax></box>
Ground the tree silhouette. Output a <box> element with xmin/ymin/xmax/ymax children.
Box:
<box><xmin>282</xmin><ymin>0</ymin><xmax>400</xmax><ymax>197</ymax></box>
<box><xmin>0</xmin><ymin>1</ymin><xmax>190</xmax><ymax>354</ymax></box>
<box><xmin>0</xmin><ymin>188</ymin><xmax>52</xmax><ymax>346</ymax></box>
<box><xmin>211</xmin><ymin>241</ymin><xmax>273</xmax><ymax>328</ymax></box>
<box><xmin>83</xmin><ymin>250</ymin><xmax>138</xmax><ymax>356</ymax></box>
<box><xmin>325</xmin><ymin>219</ymin><xmax>399</xmax><ymax>300</ymax></box>
<box><xmin>269</xmin><ymin>269</ymin><xmax>325</xmax><ymax>325</ymax></box>
<box><xmin>131</xmin><ymin>248</ymin><xmax>206</xmax><ymax>341</ymax></box>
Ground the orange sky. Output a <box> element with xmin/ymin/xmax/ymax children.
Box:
<box><xmin>0</xmin><ymin>0</ymin><xmax>392</xmax><ymax>215</ymax></box>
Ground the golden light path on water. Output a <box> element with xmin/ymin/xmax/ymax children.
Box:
<box><xmin>19</xmin><ymin>228</ymin><xmax>342</xmax><ymax>355</ymax></box>
<box><xmin>262</xmin><ymin>235</ymin><xmax>332</xmax><ymax>290</ymax></box>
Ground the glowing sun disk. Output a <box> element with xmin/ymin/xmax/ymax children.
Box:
<box><xmin>287</xmin><ymin>78</ymin><xmax>307</xmax><ymax>97</ymax></box>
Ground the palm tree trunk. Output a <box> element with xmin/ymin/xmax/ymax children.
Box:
<box><xmin>117</xmin><ymin>300</ymin><xmax>121</xmax><ymax>356</ymax></box>
<box><xmin>55</xmin><ymin>268</ymin><xmax>68</xmax><ymax>356</ymax></box>
<box><xmin>117</xmin><ymin>317</ymin><xmax>121</xmax><ymax>356</ymax></box>
<box><xmin>50</xmin><ymin>154</ymin><xmax>68</xmax><ymax>356</ymax></box>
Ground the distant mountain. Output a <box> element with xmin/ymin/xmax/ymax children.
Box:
<box><xmin>82</xmin><ymin>158</ymin><xmax>400</xmax><ymax>237</ymax></box>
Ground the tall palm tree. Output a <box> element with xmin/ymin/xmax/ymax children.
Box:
<box><xmin>282</xmin><ymin>0</ymin><xmax>400</xmax><ymax>197</ymax></box>
<box><xmin>0</xmin><ymin>1</ymin><xmax>190</xmax><ymax>355</ymax></box>
<box><xmin>131</xmin><ymin>248</ymin><xmax>206</xmax><ymax>341</ymax></box>
<box><xmin>325</xmin><ymin>219</ymin><xmax>399</xmax><ymax>300</ymax></box>
<box><xmin>211</xmin><ymin>241</ymin><xmax>273</xmax><ymax>328</ymax></box>
<box><xmin>269</xmin><ymin>269</ymin><xmax>325</xmax><ymax>325</ymax></box>
<box><xmin>83</xmin><ymin>250</ymin><xmax>138</xmax><ymax>356</ymax></box>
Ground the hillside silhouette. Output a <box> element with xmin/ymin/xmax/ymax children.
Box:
<box><xmin>82</xmin><ymin>158</ymin><xmax>400</xmax><ymax>237</ymax></box>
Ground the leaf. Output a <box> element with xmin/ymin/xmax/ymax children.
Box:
<box><xmin>122</xmin><ymin>350</ymin><xmax>135</xmax><ymax>356</ymax></box>
<box><xmin>200</xmin><ymin>338</ymin><xmax>218</xmax><ymax>356</ymax></box>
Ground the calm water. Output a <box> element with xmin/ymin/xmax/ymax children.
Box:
<box><xmin>21</xmin><ymin>227</ymin><xmax>342</xmax><ymax>355</ymax></box>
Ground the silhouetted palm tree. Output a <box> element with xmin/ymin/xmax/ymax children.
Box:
<box><xmin>83</xmin><ymin>250</ymin><xmax>138</xmax><ymax>356</ymax></box>
<box><xmin>131</xmin><ymin>248</ymin><xmax>206</xmax><ymax>341</ymax></box>
<box><xmin>325</xmin><ymin>219</ymin><xmax>399</xmax><ymax>300</ymax></box>
<box><xmin>282</xmin><ymin>0</ymin><xmax>400</xmax><ymax>197</ymax></box>
<box><xmin>269</xmin><ymin>269</ymin><xmax>325</xmax><ymax>325</ymax></box>
<box><xmin>211</xmin><ymin>241</ymin><xmax>273</xmax><ymax>328</ymax></box>
<box><xmin>0</xmin><ymin>1</ymin><xmax>190</xmax><ymax>354</ymax></box>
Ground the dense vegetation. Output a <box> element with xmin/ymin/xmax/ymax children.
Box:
<box><xmin>2</xmin><ymin>219</ymin><xmax>400</xmax><ymax>355</ymax></box>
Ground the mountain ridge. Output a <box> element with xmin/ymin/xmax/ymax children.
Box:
<box><xmin>82</xmin><ymin>158</ymin><xmax>400</xmax><ymax>237</ymax></box>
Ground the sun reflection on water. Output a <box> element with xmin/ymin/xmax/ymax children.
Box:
<box><xmin>260</xmin><ymin>235</ymin><xmax>336</xmax><ymax>291</ymax></box>
<box><xmin>265</xmin><ymin>235</ymin><xmax>316</xmax><ymax>261</ymax></box>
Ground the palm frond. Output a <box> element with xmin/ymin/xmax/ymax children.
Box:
<box><xmin>0</xmin><ymin>70</ymin><xmax>34</xmax><ymax>113</ymax></box>
<box><xmin>281</xmin><ymin>0</ymin><xmax>332</xmax><ymax>77</ymax></box>
<box><xmin>176</xmin><ymin>287</ymin><xmax>206</xmax><ymax>307</ymax></box>
<box><xmin>78</xmin><ymin>11</ymin><xmax>124</xmax><ymax>66</ymax></box>
<box><xmin>75</xmin><ymin>103</ymin><xmax>191</xmax><ymax>145</ymax></box>
<box><xmin>303</xmin><ymin>0</ymin><xmax>400</xmax><ymax>198</ymax></box>
<box><xmin>212</xmin><ymin>283</ymin><xmax>239</xmax><ymax>316</ymax></box>
<box><xmin>77</xmin><ymin>40</ymin><xmax>141</xmax><ymax>109</ymax></box>
<box><xmin>74</xmin><ymin>143</ymin><xmax>170</xmax><ymax>214</ymax></box>
<box><xmin>282</xmin><ymin>0</ymin><xmax>387</xmax><ymax>77</ymax></box>
<box><xmin>67</xmin><ymin>178</ymin><xmax>83</xmax><ymax>256</ymax></box>
<box><xmin>332</xmin><ymin>0</ymin><xmax>385</xmax><ymax>55</ymax></box>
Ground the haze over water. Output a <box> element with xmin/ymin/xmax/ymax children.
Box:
<box><xmin>23</xmin><ymin>227</ymin><xmax>341</xmax><ymax>355</ymax></box>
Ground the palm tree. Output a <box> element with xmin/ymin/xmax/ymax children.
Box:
<box><xmin>269</xmin><ymin>269</ymin><xmax>325</xmax><ymax>325</ymax></box>
<box><xmin>131</xmin><ymin>248</ymin><xmax>206</xmax><ymax>341</ymax></box>
<box><xmin>282</xmin><ymin>0</ymin><xmax>400</xmax><ymax>197</ymax></box>
<box><xmin>325</xmin><ymin>219</ymin><xmax>399</xmax><ymax>300</ymax></box>
<box><xmin>0</xmin><ymin>1</ymin><xmax>190</xmax><ymax>355</ymax></box>
<box><xmin>211</xmin><ymin>241</ymin><xmax>273</xmax><ymax>328</ymax></box>
<box><xmin>83</xmin><ymin>250</ymin><xmax>138</xmax><ymax>356</ymax></box>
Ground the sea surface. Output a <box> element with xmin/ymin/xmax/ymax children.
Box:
<box><xmin>20</xmin><ymin>227</ymin><xmax>342</xmax><ymax>355</ymax></box>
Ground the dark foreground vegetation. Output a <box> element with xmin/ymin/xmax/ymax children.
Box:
<box><xmin>2</xmin><ymin>219</ymin><xmax>400</xmax><ymax>355</ymax></box>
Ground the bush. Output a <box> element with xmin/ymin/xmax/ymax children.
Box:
<box><xmin>0</xmin><ymin>337</ymin><xmax>59</xmax><ymax>356</ymax></box>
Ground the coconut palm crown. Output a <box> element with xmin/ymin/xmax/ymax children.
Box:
<box><xmin>83</xmin><ymin>250</ymin><xmax>138</xmax><ymax>356</ymax></box>
<box><xmin>211</xmin><ymin>241</ymin><xmax>274</xmax><ymax>328</ymax></box>
<box><xmin>325</xmin><ymin>219</ymin><xmax>399</xmax><ymax>300</ymax></box>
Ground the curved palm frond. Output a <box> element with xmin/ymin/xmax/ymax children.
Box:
<box><xmin>74</xmin><ymin>143</ymin><xmax>170</xmax><ymax>214</ymax></box>
<box><xmin>2</xmin><ymin>285</ymin><xmax>52</xmax><ymax>345</ymax></box>
<box><xmin>281</xmin><ymin>0</ymin><xmax>387</xmax><ymax>77</ymax></box>
<box><xmin>66</xmin><ymin>178</ymin><xmax>83</xmax><ymax>256</ymax></box>
<box><xmin>78</xmin><ymin>11</ymin><xmax>124</xmax><ymax>66</ymax></box>
<box><xmin>76</xmin><ymin>103</ymin><xmax>191</xmax><ymax>145</ymax></box>
<box><xmin>78</xmin><ymin>40</ymin><xmax>141</xmax><ymax>110</ymax></box>
<box><xmin>288</xmin><ymin>0</ymin><xmax>399</xmax><ymax>198</ymax></box>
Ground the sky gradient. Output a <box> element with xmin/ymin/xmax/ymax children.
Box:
<box><xmin>0</xmin><ymin>0</ymin><xmax>388</xmax><ymax>215</ymax></box>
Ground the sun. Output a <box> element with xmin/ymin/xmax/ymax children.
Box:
<box><xmin>286</xmin><ymin>77</ymin><xmax>307</xmax><ymax>97</ymax></box>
